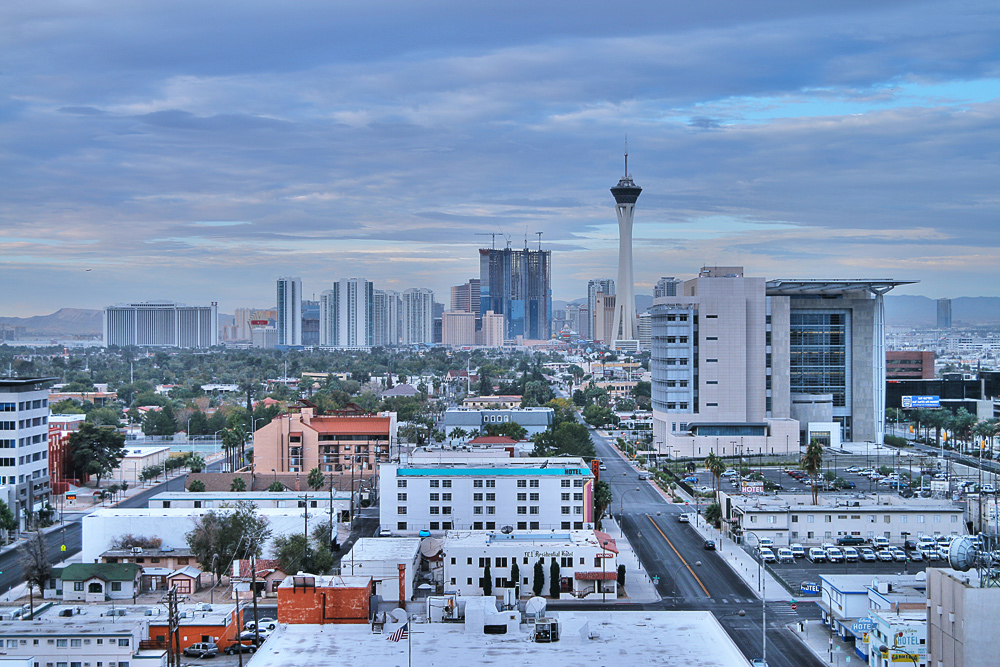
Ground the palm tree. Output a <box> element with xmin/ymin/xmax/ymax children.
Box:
<box><xmin>704</xmin><ymin>452</ymin><xmax>726</xmax><ymax>504</ymax></box>
<box><xmin>924</xmin><ymin>410</ymin><xmax>951</xmax><ymax>450</ymax></box>
<box><xmin>801</xmin><ymin>439</ymin><xmax>823</xmax><ymax>505</ymax></box>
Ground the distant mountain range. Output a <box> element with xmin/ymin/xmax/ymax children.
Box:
<box><xmin>556</xmin><ymin>295</ymin><xmax>1000</xmax><ymax>326</ymax></box>
<box><xmin>2</xmin><ymin>294</ymin><xmax>998</xmax><ymax>339</ymax></box>
<box><xmin>0</xmin><ymin>308</ymin><xmax>104</xmax><ymax>337</ymax></box>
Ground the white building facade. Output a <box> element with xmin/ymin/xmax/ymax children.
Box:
<box><xmin>319</xmin><ymin>278</ymin><xmax>374</xmax><ymax>348</ymax></box>
<box><xmin>380</xmin><ymin>457</ymin><xmax>595</xmax><ymax>536</ymax></box>
<box><xmin>104</xmin><ymin>302</ymin><xmax>218</xmax><ymax>348</ymax></box>
<box><xmin>401</xmin><ymin>288</ymin><xmax>435</xmax><ymax>345</ymax></box>
<box><xmin>442</xmin><ymin>530</ymin><xmax>618</xmax><ymax>599</ymax></box>
<box><xmin>276</xmin><ymin>276</ymin><xmax>302</xmax><ymax>347</ymax></box>
<box><xmin>0</xmin><ymin>378</ymin><xmax>53</xmax><ymax>530</ymax></box>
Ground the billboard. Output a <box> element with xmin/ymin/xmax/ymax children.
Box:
<box><xmin>901</xmin><ymin>395</ymin><xmax>940</xmax><ymax>409</ymax></box>
<box><xmin>742</xmin><ymin>482</ymin><xmax>764</xmax><ymax>494</ymax></box>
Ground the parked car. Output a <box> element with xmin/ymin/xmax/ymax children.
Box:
<box><xmin>704</xmin><ymin>540</ymin><xmax>716</xmax><ymax>551</ymax></box>
<box><xmin>760</xmin><ymin>548</ymin><xmax>777</xmax><ymax>563</ymax></box>
<box><xmin>845</xmin><ymin>466</ymin><xmax>860</xmax><ymax>473</ymax></box>
<box><xmin>245</xmin><ymin>618</ymin><xmax>277</xmax><ymax>632</ymax></box>
<box><xmin>682</xmin><ymin>476</ymin><xmax>699</xmax><ymax>484</ymax></box>
<box><xmin>825</xmin><ymin>547</ymin><xmax>844</xmax><ymax>563</ymax></box>
<box><xmin>677</xmin><ymin>513</ymin><xmax>690</xmax><ymax>523</ymax></box>
<box><xmin>860</xmin><ymin>547</ymin><xmax>877</xmax><ymax>562</ymax></box>
<box><xmin>836</xmin><ymin>535</ymin><xmax>866</xmax><ymax>546</ymax></box>
<box><xmin>225</xmin><ymin>640</ymin><xmax>261</xmax><ymax>655</ymax></box>
<box><xmin>776</xmin><ymin>548</ymin><xmax>794</xmax><ymax>563</ymax></box>
<box><xmin>759</xmin><ymin>537</ymin><xmax>775</xmax><ymax>549</ymax></box>
<box><xmin>790</xmin><ymin>544</ymin><xmax>806</xmax><ymax>558</ymax></box>
<box><xmin>983</xmin><ymin>484</ymin><xmax>997</xmax><ymax>494</ymax></box>
<box><xmin>183</xmin><ymin>643</ymin><xmax>218</xmax><ymax>659</ymax></box>
<box><xmin>908</xmin><ymin>550</ymin><xmax>924</xmax><ymax>562</ymax></box>
<box><xmin>891</xmin><ymin>547</ymin><xmax>907</xmax><ymax>562</ymax></box>
<box><xmin>808</xmin><ymin>547</ymin><xmax>826</xmax><ymax>563</ymax></box>
<box><xmin>873</xmin><ymin>536</ymin><xmax>890</xmax><ymax>549</ymax></box>
<box><xmin>843</xmin><ymin>547</ymin><xmax>859</xmax><ymax>562</ymax></box>
<box><xmin>876</xmin><ymin>549</ymin><xmax>894</xmax><ymax>562</ymax></box>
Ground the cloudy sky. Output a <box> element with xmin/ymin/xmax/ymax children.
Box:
<box><xmin>2</xmin><ymin>0</ymin><xmax>998</xmax><ymax>316</ymax></box>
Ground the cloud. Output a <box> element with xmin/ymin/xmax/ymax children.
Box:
<box><xmin>0</xmin><ymin>0</ymin><xmax>998</xmax><ymax>315</ymax></box>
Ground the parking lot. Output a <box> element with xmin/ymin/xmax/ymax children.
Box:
<box><xmin>763</xmin><ymin>552</ymin><xmax>931</xmax><ymax>594</ymax></box>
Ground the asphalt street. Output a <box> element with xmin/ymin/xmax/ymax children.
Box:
<box><xmin>587</xmin><ymin>423</ymin><xmax>826</xmax><ymax>667</ymax></box>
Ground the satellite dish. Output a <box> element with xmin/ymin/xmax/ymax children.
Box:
<box><xmin>501</xmin><ymin>525</ymin><xmax>514</xmax><ymax>534</ymax></box>
<box><xmin>525</xmin><ymin>596</ymin><xmax>547</xmax><ymax>617</ymax></box>
<box><xmin>389</xmin><ymin>608</ymin><xmax>409</xmax><ymax>624</ymax></box>
<box><xmin>948</xmin><ymin>536</ymin><xmax>978</xmax><ymax>571</ymax></box>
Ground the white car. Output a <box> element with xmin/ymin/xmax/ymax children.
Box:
<box><xmin>825</xmin><ymin>547</ymin><xmax>844</xmax><ymax>563</ymax></box>
<box><xmin>777</xmin><ymin>548</ymin><xmax>795</xmax><ymax>564</ymax></box>
<box><xmin>790</xmin><ymin>544</ymin><xmax>806</xmax><ymax>558</ymax></box>
<box><xmin>760</xmin><ymin>548</ymin><xmax>777</xmax><ymax>563</ymax></box>
<box><xmin>808</xmin><ymin>547</ymin><xmax>826</xmax><ymax>563</ymax></box>
<box><xmin>845</xmin><ymin>466</ymin><xmax>860</xmax><ymax>473</ymax></box>
<box><xmin>843</xmin><ymin>547</ymin><xmax>859</xmax><ymax>562</ymax></box>
<box><xmin>983</xmin><ymin>484</ymin><xmax>997</xmax><ymax>494</ymax></box>
<box><xmin>759</xmin><ymin>537</ymin><xmax>775</xmax><ymax>549</ymax></box>
<box><xmin>873</xmin><ymin>536</ymin><xmax>890</xmax><ymax>549</ymax></box>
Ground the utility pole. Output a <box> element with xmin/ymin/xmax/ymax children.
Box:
<box><xmin>329</xmin><ymin>474</ymin><xmax>336</xmax><ymax>551</ymax></box>
<box><xmin>301</xmin><ymin>493</ymin><xmax>309</xmax><ymax>541</ymax></box>
<box><xmin>251</xmin><ymin>551</ymin><xmax>261</xmax><ymax>650</ymax></box>
<box><xmin>166</xmin><ymin>586</ymin><xmax>180</xmax><ymax>667</ymax></box>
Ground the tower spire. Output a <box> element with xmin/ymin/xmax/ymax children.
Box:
<box><xmin>624</xmin><ymin>135</ymin><xmax>629</xmax><ymax>177</ymax></box>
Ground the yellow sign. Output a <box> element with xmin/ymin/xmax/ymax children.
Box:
<box><xmin>862</xmin><ymin>633</ymin><xmax>869</xmax><ymax>643</ymax></box>
<box><xmin>61</xmin><ymin>545</ymin><xmax>66</xmax><ymax>551</ymax></box>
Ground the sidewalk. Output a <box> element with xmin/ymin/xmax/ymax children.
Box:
<box><xmin>790</xmin><ymin>618</ymin><xmax>862</xmax><ymax>667</ymax></box>
<box><xmin>602</xmin><ymin>516</ymin><xmax>660</xmax><ymax>603</ymax></box>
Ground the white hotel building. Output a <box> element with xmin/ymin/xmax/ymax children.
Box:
<box><xmin>379</xmin><ymin>457</ymin><xmax>595</xmax><ymax>535</ymax></box>
<box><xmin>442</xmin><ymin>530</ymin><xmax>619</xmax><ymax>599</ymax></box>
<box><xmin>103</xmin><ymin>301</ymin><xmax>218</xmax><ymax>348</ymax></box>
<box><xmin>0</xmin><ymin>377</ymin><xmax>54</xmax><ymax>529</ymax></box>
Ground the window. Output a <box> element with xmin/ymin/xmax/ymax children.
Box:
<box><xmin>485</xmin><ymin>480</ymin><xmax>495</xmax><ymax>488</ymax></box>
<box><xmin>530</xmin><ymin>522</ymin><xmax>539</xmax><ymax>529</ymax></box>
<box><xmin>917</xmin><ymin>515</ymin><xmax>925</xmax><ymax>523</ymax></box>
<box><xmin>529</xmin><ymin>506</ymin><xmax>539</xmax><ymax>514</ymax></box>
<box><xmin>574</xmin><ymin>480</ymin><xmax>583</xmax><ymax>487</ymax></box>
<box><xmin>397</xmin><ymin>506</ymin><xmax>407</xmax><ymax>515</ymax></box>
<box><xmin>791</xmin><ymin>515</ymin><xmax>799</xmax><ymax>523</ymax></box>
<box><xmin>71</xmin><ymin>639</ymin><xmax>82</xmax><ymax>647</ymax></box>
<box><xmin>442</xmin><ymin>480</ymin><xmax>452</xmax><ymax>488</ymax></box>
<box><xmin>529</xmin><ymin>480</ymin><xmax>539</xmax><ymax>488</ymax></box>
<box><xmin>473</xmin><ymin>493</ymin><xmax>483</xmax><ymax>501</ymax></box>
<box><xmin>560</xmin><ymin>557</ymin><xmax>572</xmax><ymax>567</ymax></box>
<box><xmin>474</xmin><ymin>507</ymin><xmax>483</xmax><ymax>515</ymax></box>
<box><xmin>825</xmin><ymin>516</ymin><xmax>832</xmax><ymax>523</ymax></box>
<box><xmin>430</xmin><ymin>522</ymin><xmax>439</xmax><ymax>530</ymax></box>
<box><xmin>485</xmin><ymin>493</ymin><xmax>495</xmax><ymax>501</ymax></box>
<box><xmin>951</xmin><ymin>515</ymin><xmax>959</xmax><ymax>523</ymax></box>
<box><xmin>933</xmin><ymin>515</ymin><xmax>941</xmax><ymax>523</ymax></box>
<box><xmin>574</xmin><ymin>506</ymin><xmax>582</xmax><ymax>514</ymax></box>
<box><xmin>574</xmin><ymin>493</ymin><xmax>583</xmax><ymax>501</ymax></box>
<box><xmin>517</xmin><ymin>480</ymin><xmax>527</xmax><ymax>488</ymax></box>
<box><xmin>442</xmin><ymin>506</ymin><xmax>451</xmax><ymax>515</ymax></box>
<box><xmin>430</xmin><ymin>480</ymin><xmax>439</xmax><ymax>488</ymax></box>
<box><xmin>429</xmin><ymin>507</ymin><xmax>439</xmax><ymax>515</ymax></box>
<box><xmin>397</xmin><ymin>522</ymin><xmax>407</xmax><ymax>530</ymax></box>
<box><xmin>474</xmin><ymin>480</ymin><xmax>483</xmax><ymax>488</ymax></box>
<box><xmin>561</xmin><ymin>493</ymin><xmax>570</xmax><ymax>501</ymax></box>
<box><xmin>529</xmin><ymin>493</ymin><xmax>539</xmax><ymax>501</ymax></box>
<box><xmin>884</xmin><ymin>515</ymin><xmax>891</xmax><ymax>524</ymax></box>
<box><xmin>517</xmin><ymin>493</ymin><xmax>527</xmax><ymax>501</ymax></box>
<box><xmin>561</xmin><ymin>480</ymin><xmax>571</xmax><ymax>488</ymax></box>
<box><xmin>57</xmin><ymin>639</ymin><xmax>68</xmax><ymax>647</ymax></box>
<box><xmin>110</xmin><ymin>582</ymin><xmax>122</xmax><ymax>592</ymax></box>
<box><xmin>442</xmin><ymin>493</ymin><xmax>452</xmax><ymax>501</ymax></box>
<box><xmin>397</xmin><ymin>493</ymin><xmax>407</xmax><ymax>501</ymax></box>
<box><xmin>397</xmin><ymin>479</ymin><xmax>407</xmax><ymax>488</ymax></box>
<box><xmin>74</xmin><ymin>582</ymin><xmax>84</xmax><ymax>591</ymax></box>
<box><xmin>562</xmin><ymin>506</ymin><xmax>570</xmax><ymax>515</ymax></box>
<box><xmin>517</xmin><ymin>506</ymin><xmax>527</xmax><ymax>515</ymax></box>
<box><xmin>767</xmin><ymin>516</ymin><xmax>776</xmax><ymax>524</ymax></box>
<box><xmin>517</xmin><ymin>522</ymin><xmax>527</xmax><ymax>530</ymax></box>
<box><xmin>486</xmin><ymin>507</ymin><xmax>495</xmax><ymax>514</ymax></box>
<box><xmin>429</xmin><ymin>493</ymin><xmax>439</xmax><ymax>501</ymax></box>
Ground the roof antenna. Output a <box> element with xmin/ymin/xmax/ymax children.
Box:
<box><xmin>624</xmin><ymin>134</ymin><xmax>629</xmax><ymax>177</ymax></box>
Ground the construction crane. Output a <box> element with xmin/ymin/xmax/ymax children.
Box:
<box><xmin>536</xmin><ymin>231</ymin><xmax>543</xmax><ymax>251</ymax></box>
<box><xmin>474</xmin><ymin>232</ymin><xmax>500</xmax><ymax>249</ymax></box>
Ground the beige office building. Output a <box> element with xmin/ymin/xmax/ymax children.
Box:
<box><xmin>926</xmin><ymin>567</ymin><xmax>1000</xmax><ymax>667</ymax></box>
<box><xmin>442</xmin><ymin>311</ymin><xmax>476</xmax><ymax>346</ymax></box>
<box><xmin>480</xmin><ymin>309</ymin><xmax>505</xmax><ymax>347</ymax></box>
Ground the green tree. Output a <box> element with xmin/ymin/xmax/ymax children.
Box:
<box><xmin>0</xmin><ymin>500</ymin><xmax>16</xmax><ymax>544</ymax></box>
<box><xmin>571</xmin><ymin>389</ymin><xmax>587</xmax><ymax>407</ymax></box>
<box><xmin>142</xmin><ymin>407</ymin><xmax>177</xmax><ymax>436</ymax></box>
<box><xmin>272</xmin><ymin>533</ymin><xmax>335</xmax><ymax>575</ymax></box>
<box><xmin>533</xmin><ymin>559</ymin><xmax>544</xmax><ymax>597</ymax></box>
<box><xmin>582</xmin><ymin>404</ymin><xmax>616</xmax><ymax>428</ymax></box>
<box><xmin>704</xmin><ymin>452</ymin><xmax>726</xmax><ymax>504</ymax></box>
<box><xmin>186</xmin><ymin>501</ymin><xmax>271</xmax><ymax>580</ymax></box>
<box><xmin>704</xmin><ymin>502</ymin><xmax>722</xmax><ymax>527</ymax></box>
<box><xmin>531</xmin><ymin>421</ymin><xmax>595</xmax><ymax>458</ymax></box>
<box><xmin>801</xmin><ymin>438</ymin><xmax>824</xmax><ymax>505</ymax></box>
<box><xmin>268</xmin><ymin>481</ymin><xmax>285</xmax><ymax>492</ymax></box>
<box><xmin>510</xmin><ymin>560</ymin><xmax>520</xmax><ymax>596</ymax></box>
<box><xmin>483</xmin><ymin>421</ymin><xmax>528</xmax><ymax>441</ymax></box>
<box><xmin>307</xmin><ymin>467</ymin><xmax>325</xmax><ymax>491</ymax></box>
<box><xmin>68</xmin><ymin>422</ymin><xmax>127</xmax><ymax>489</ymax></box>
<box><xmin>593</xmin><ymin>480</ymin><xmax>613</xmax><ymax>526</ymax></box>
<box><xmin>86</xmin><ymin>407</ymin><xmax>123</xmax><ymax>427</ymax></box>
<box><xmin>925</xmin><ymin>409</ymin><xmax>951</xmax><ymax>449</ymax></box>
<box><xmin>187</xmin><ymin>410</ymin><xmax>210</xmax><ymax>436</ymax></box>
<box><xmin>448</xmin><ymin>427</ymin><xmax>468</xmax><ymax>441</ymax></box>
<box><xmin>187</xmin><ymin>454</ymin><xmax>206</xmax><ymax>473</ymax></box>
<box><xmin>521</xmin><ymin>380</ymin><xmax>554</xmax><ymax>407</ymax></box>
<box><xmin>617</xmin><ymin>563</ymin><xmax>626</xmax><ymax>589</ymax></box>
<box><xmin>483</xmin><ymin>558</ymin><xmax>492</xmax><ymax>596</ymax></box>
<box><xmin>549</xmin><ymin>560</ymin><xmax>560</xmax><ymax>598</ymax></box>
<box><xmin>188</xmin><ymin>479</ymin><xmax>206</xmax><ymax>492</ymax></box>
<box><xmin>230</xmin><ymin>477</ymin><xmax>247</xmax><ymax>492</ymax></box>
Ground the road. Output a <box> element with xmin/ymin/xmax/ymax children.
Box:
<box><xmin>588</xmin><ymin>423</ymin><xmax>825</xmax><ymax>667</ymax></box>
<box><xmin>0</xmin><ymin>459</ymin><xmax>219</xmax><ymax>599</ymax></box>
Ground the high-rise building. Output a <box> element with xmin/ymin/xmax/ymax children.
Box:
<box><xmin>451</xmin><ymin>279</ymin><xmax>480</xmax><ymax>313</ymax></box>
<box><xmin>319</xmin><ymin>278</ymin><xmax>374</xmax><ymax>348</ymax></box>
<box><xmin>373</xmin><ymin>289</ymin><xmax>401</xmax><ymax>347</ymax></box>
<box><xmin>481</xmin><ymin>310</ymin><xmax>505</xmax><ymax>347</ymax></box>
<box><xmin>276</xmin><ymin>276</ymin><xmax>302</xmax><ymax>346</ymax></box>
<box><xmin>637</xmin><ymin>311</ymin><xmax>652</xmax><ymax>351</ymax></box>
<box><xmin>937</xmin><ymin>298</ymin><xmax>952</xmax><ymax>329</ymax></box>
<box><xmin>442</xmin><ymin>311</ymin><xmax>476</xmax><ymax>346</ymax></box>
<box><xmin>1</xmin><ymin>377</ymin><xmax>55</xmax><ymax>529</ymax></box>
<box><xmin>103</xmin><ymin>302</ymin><xmax>218</xmax><ymax>347</ymax></box>
<box><xmin>649</xmin><ymin>267</ymin><xmax>915</xmax><ymax>457</ymax></box>
<box><xmin>587</xmin><ymin>279</ymin><xmax>615</xmax><ymax>341</ymax></box>
<box><xmin>610</xmin><ymin>154</ymin><xmax>641</xmax><ymax>348</ymax></box>
<box><xmin>654</xmin><ymin>277</ymin><xmax>681</xmax><ymax>298</ymax></box>
<box><xmin>592</xmin><ymin>292</ymin><xmax>617</xmax><ymax>345</ymax></box>
<box><xmin>233</xmin><ymin>307</ymin><xmax>256</xmax><ymax>340</ymax></box>
<box><xmin>565</xmin><ymin>303</ymin><xmax>588</xmax><ymax>340</ymax></box>
<box><xmin>301</xmin><ymin>300</ymin><xmax>320</xmax><ymax>347</ymax></box>
<box><xmin>480</xmin><ymin>246</ymin><xmax>552</xmax><ymax>341</ymax></box>
<box><xmin>402</xmin><ymin>288</ymin><xmax>435</xmax><ymax>345</ymax></box>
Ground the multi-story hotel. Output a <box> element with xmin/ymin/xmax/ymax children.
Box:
<box><xmin>1</xmin><ymin>377</ymin><xmax>55</xmax><ymax>529</ymax></box>
<box><xmin>277</xmin><ymin>276</ymin><xmax>302</xmax><ymax>347</ymax></box>
<box><xmin>379</xmin><ymin>456</ymin><xmax>595</xmax><ymax>536</ymax></box>
<box><xmin>103</xmin><ymin>301</ymin><xmax>218</xmax><ymax>347</ymax></box>
<box><xmin>253</xmin><ymin>404</ymin><xmax>397</xmax><ymax>475</ymax></box>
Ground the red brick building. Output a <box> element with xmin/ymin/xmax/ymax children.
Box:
<box><xmin>277</xmin><ymin>574</ymin><xmax>373</xmax><ymax>625</ymax></box>
<box><xmin>887</xmin><ymin>350</ymin><xmax>935</xmax><ymax>379</ymax></box>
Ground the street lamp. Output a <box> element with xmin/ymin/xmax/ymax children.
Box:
<box><xmin>744</xmin><ymin>531</ymin><xmax>768</xmax><ymax>667</ymax></box>
<box><xmin>671</xmin><ymin>560</ymin><xmax>702</xmax><ymax>597</ymax></box>
<box><xmin>619</xmin><ymin>486</ymin><xmax>640</xmax><ymax>533</ymax></box>
<box><xmin>211</xmin><ymin>553</ymin><xmax>219</xmax><ymax>604</ymax></box>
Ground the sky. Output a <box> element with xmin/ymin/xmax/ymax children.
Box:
<box><xmin>2</xmin><ymin>0</ymin><xmax>999</xmax><ymax>316</ymax></box>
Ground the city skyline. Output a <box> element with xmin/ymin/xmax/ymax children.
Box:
<box><xmin>3</xmin><ymin>1</ymin><xmax>999</xmax><ymax>317</ymax></box>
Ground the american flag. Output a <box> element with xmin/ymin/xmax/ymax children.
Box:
<box><xmin>386</xmin><ymin>622</ymin><xmax>409</xmax><ymax>642</ymax></box>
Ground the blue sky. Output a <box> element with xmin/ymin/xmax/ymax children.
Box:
<box><xmin>1</xmin><ymin>0</ymin><xmax>998</xmax><ymax>316</ymax></box>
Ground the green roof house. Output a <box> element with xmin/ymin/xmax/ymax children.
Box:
<box><xmin>45</xmin><ymin>563</ymin><xmax>142</xmax><ymax>603</ymax></box>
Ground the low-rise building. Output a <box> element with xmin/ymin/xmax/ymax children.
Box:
<box><xmin>461</xmin><ymin>396</ymin><xmax>523</xmax><ymax>410</ymax></box>
<box><xmin>276</xmin><ymin>574</ymin><xmax>373</xmax><ymax>625</ymax></box>
<box><xmin>0</xmin><ymin>617</ymin><xmax>166</xmax><ymax>667</ymax></box>
<box><xmin>442</xmin><ymin>530</ymin><xmax>619</xmax><ymax>599</ymax></box>
<box><xmin>443</xmin><ymin>407</ymin><xmax>553</xmax><ymax>437</ymax></box>
<box><xmin>101</xmin><ymin>546</ymin><xmax>197</xmax><ymax>571</ymax></box>
<box><xmin>722</xmin><ymin>491</ymin><xmax>966</xmax><ymax>547</ymax></box>
<box><xmin>253</xmin><ymin>404</ymin><xmax>396</xmax><ymax>475</ymax></box>
<box><xmin>148</xmin><ymin>603</ymin><xmax>243</xmax><ymax>653</ymax></box>
<box><xmin>341</xmin><ymin>537</ymin><xmax>421</xmax><ymax>602</ymax></box>
<box><xmin>148</xmin><ymin>490</ymin><xmax>350</xmax><ymax>515</ymax></box>
<box><xmin>109</xmin><ymin>445</ymin><xmax>172</xmax><ymax>484</ymax></box>
<box><xmin>45</xmin><ymin>563</ymin><xmax>142</xmax><ymax>602</ymax></box>
<box><xmin>926</xmin><ymin>567</ymin><xmax>1000</xmax><ymax>667</ymax></box>
<box><xmin>380</xmin><ymin>457</ymin><xmax>595</xmax><ymax>536</ymax></box>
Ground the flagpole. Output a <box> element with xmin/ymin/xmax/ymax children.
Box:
<box><xmin>407</xmin><ymin>619</ymin><xmax>412</xmax><ymax>667</ymax></box>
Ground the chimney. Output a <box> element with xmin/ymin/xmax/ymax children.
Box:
<box><xmin>398</xmin><ymin>563</ymin><xmax>406</xmax><ymax>609</ymax></box>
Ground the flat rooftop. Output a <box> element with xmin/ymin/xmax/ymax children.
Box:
<box><xmin>445</xmin><ymin>530</ymin><xmax>614</xmax><ymax>551</ymax></box>
<box><xmin>151</xmin><ymin>490</ymin><xmax>352</xmax><ymax>501</ymax></box>
<box><xmin>246</xmin><ymin>611</ymin><xmax>747</xmax><ymax>667</ymax></box>
<box><xmin>393</xmin><ymin>456</ymin><xmax>591</xmax><ymax>476</ymax></box>
<box><xmin>728</xmin><ymin>492</ymin><xmax>963</xmax><ymax>512</ymax></box>
<box><xmin>349</xmin><ymin>537</ymin><xmax>422</xmax><ymax>562</ymax></box>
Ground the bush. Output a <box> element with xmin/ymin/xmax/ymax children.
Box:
<box><xmin>884</xmin><ymin>435</ymin><xmax>908</xmax><ymax>447</ymax></box>
<box><xmin>617</xmin><ymin>564</ymin><xmax>626</xmax><ymax>588</ymax></box>
<box><xmin>187</xmin><ymin>479</ymin><xmax>206</xmax><ymax>492</ymax></box>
